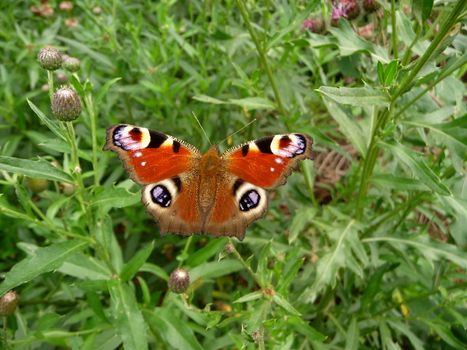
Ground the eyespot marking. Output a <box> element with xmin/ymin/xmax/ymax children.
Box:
<box><xmin>151</xmin><ymin>185</ymin><xmax>172</xmax><ymax>208</ymax></box>
<box><xmin>239</xmin><ymin>190</ymin><xmax>260</xmax><ymax>212</ymax></box>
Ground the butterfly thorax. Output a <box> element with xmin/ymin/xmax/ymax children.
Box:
<box><xmin>198</xmin><ymin>146</ymin><xmax>223</xmax><ymax>212</ymax></box>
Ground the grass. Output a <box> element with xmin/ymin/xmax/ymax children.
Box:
<box><xmin>0</xmin><ymin>0</ymin><xmax>466</xmax><ymax>349</ymax></box>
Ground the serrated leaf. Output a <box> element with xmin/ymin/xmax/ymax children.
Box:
<box><xmin>0</xmin><ymin>240</ymin><xmax>88</xmax><ymax>296</ymax></box>
<box><xmin>108</xmin><ymin>281</ymin><xmax>148</xmax><ymax>350</ymax></box>
<box><xmin>322</xmin><ymin>99</ymin><xmax>367</xmax><ymax>156</ymax></box>
<box><xmin>363</xmin><ymin>236</ymin><xmax>467</xmax><ymax>269</ymax></box>
<box><xmin>382</xmin><ymin>142</ymin><xmax>451</xmax><ymax>196</ymax></box>
<box><xmin>0</xmin><ymin>156</ymin><xmax>74</xmax><ymax>183</ymax></box>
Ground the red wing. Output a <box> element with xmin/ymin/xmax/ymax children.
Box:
<box><xmin>104</xmin><ymin>124</ymin><xmax>201</xmax><ymax>184</ymax></box>
<box><xmin>223</xmin><ymin>133</ymin><xmax>312</xmax><ymax>189</ymax></box>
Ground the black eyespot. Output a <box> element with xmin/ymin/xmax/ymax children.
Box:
<box><xmin>151</xmin><ymin>185</ymin><xmax>172</xmax><ymax>207</ymax></box>
<box><xmin>239</xmin><ymin>190</ymin><xmax>260</xmax><ymax>212</ymax></box>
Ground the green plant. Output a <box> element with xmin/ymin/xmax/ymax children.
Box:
<box><xmin>0</xmin><ymin>1</ymin><xmax>466</xmax><ymax>349</ymax></box>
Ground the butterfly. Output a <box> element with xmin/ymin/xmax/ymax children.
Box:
<box><xmin>104</xmin><ymin>124</ymin><xmax>313</xmax><ymax>240</ymax></box>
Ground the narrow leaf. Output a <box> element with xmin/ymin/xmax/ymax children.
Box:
<box><xmin>318</xmin><ymin>86</ymin><xmax>389</xmax><ymax>107</ymax></box>
<box><xmin>0</xmin><ymin>240</ymin><xmax>88</xmax><ymax>296</ymax></box>
<box><xmin>27</xmin><ymin>99</ymin><xmax>66</xmax><ymax>141</ymax></box>
<box><xmin>0</xmin><ymin>156</ymin><xmax>74</xmax><ymax>183</ymax></box>
<box><xmin>108</xmin><ymin>281</ymin><xmax>148</xmax><ymax>350</ymax></box>
<box><xmin>120</xmin><ymin>241</ymin><xmax>155</xmax><ymax>281</ymax></box>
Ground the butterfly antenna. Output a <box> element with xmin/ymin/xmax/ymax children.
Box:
<box><xmin>218</xmin><ymin>118</ymin><xmax>257</xmax><ymax>146</ymax></box>
<box><xmin>191</xmin><ymin>111</ymin><xmax>212</xmax><ymax>146</ymax></box>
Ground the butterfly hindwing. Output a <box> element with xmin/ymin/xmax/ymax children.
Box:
<box><xmin>223</xmin><ymin>133</ymin><xmax>313</xmax><ymax>189</ymax></box>
<box><xmin>104</xmin><ymin>124</ymin><xmax>201</xmax><ymax>184</ymax></box>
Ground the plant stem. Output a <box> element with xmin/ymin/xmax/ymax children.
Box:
<box><xmin>395</xmin><ymin>55</ymin><xmax>467</xmax><ymax>118</ymax></box>
<box><xmin>391</xmin><ymin>0</ymin><xmax>398</xmax><ymax>60</ymax></box>
<box><xmin>236</xmin><ymin>0</ymin><xmax>288</xmax><ymax>119</ymax></box>
<box><xmin>83</xmin><ymin>90</ymin><xmax>99</xmax><ymax>186</ymax></box>
<box><xmin>355</xmin><ymin>0</ymin><xmax>466</xmax><ymax>218</ymax></box>
<box><xmin>228</xmin><ymin>238</ymin><xmax>263</xmax><ymax>288</ymax></box>
<box><xmin>393</xmin><ymin>0</ymin><xmax>466</xmax><ymax>101</ymax></box>
<box><xmin>47</xmin><ymin>70</ymin><xmax>54</xmax><ymax>101</ymax></box>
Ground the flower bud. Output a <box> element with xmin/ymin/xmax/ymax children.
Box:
<box><xmin>38</xmin><ymin>47</ymin><xmax>62</xmax><ymax>71</ymax></box>
<box><xmin>302</xmin><ymin>18</ymin><xmax>325</xmax><ymax>34</ymax></box>
<box><xmin>224</xmin><ymin>243</ymin><xmax>235</xmax><ymax>254</ymax></box>
<box><xmin>0</xmin><ymin>291</ymin><xmax>18</xmax><ymax>316</ymax></box>
<box><xmin>51</xmin><ymin>86</ymin><xmax>82</xmax><ymax>121</ymax></box>
<box><xmin>342</xmin><ymin>0</ymin><xmax>360</xmax><ymax>20</ymax></box>
<box><xmin>363</xmin><ymin>0</ymin><xmax>380</xmax><ymax>13</ymax></box>
<box><xmin>25</xmin><ymin>177</ymin><xmax>49</xmax><ymax>193</ymax></box>
<box><xmin>62</xmin><ymin>56</ymin><xmax>80</xmax><ymax>72</ymax></box>
<box><xmin>168</xmin><ymin>268</ymin><xmax>190</xmax><ymax>294</ymax></box>
<box><xmin>59</xmin><ymin>1</ymin><xmax>73</xmax><ymax>11</ymax></box>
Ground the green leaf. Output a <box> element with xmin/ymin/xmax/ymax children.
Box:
<box><xmin>329</xmin><ymin>21</ymin><xmax>389</xmax><ymax>62</ymax></box>
<box><xmin>287</xmin><ymin>316</ymin><xmax>327</xmax><ymax>342</ymax></box>
<box><xmin>120</xmin><ymin>241</ymin><xmax>155</xmax><ymax>281</ymax></box>
<box><xmin>0</xmin><ymin>156</ymin><xmax>74</xmax><ymax>183</ymax></box>
<box><xmin>371</xmin><ymin>174</ymin><xmax>430</xmax><ymax>191</ymax></box>
<box><xmin>228</xmin><ymin>97</ymin><xmax>276</xmax><ymax>110</ymax></box>
<box><xmin>318</xmin><ymin>86</ymin><xmax>390</xmax><ymax>107</ymax></box>
<box><xmin>189</xmin><ymin>259</ymin><xmax>243</xmax><ymax>282</ymax></box>
<box><xmin>96</xmin><ymin>77</ymin><xmax>122</xmax><ymax>106</ymax></box>
<box><xmin>0</xmin><ymin>240</ymin><xmax>88</xmax><ymax>296</ymax></box>
<box><xmin>288</xmin><ymin>207</ymin><xmax>316</xmax><ymax>244</ymax></box>
<box><xmin>413</xmin><ymin>0</ymin><xmax>434</xmax><ymax>23</ymax></box>
<box><xmin>233</xmin><ymin>291</ymin><xmax>263</xmax><ymax>304</ymax></box>
<box><xmin>59</xmin><ymin>253</ymin><xmax>112</xmax><ymax>280</ymax></box>
<box><xmin>168</xmin><ymin>28</ymin><xmax>198</xmax><ymax>58</ymax></box>
<box><xmin>57</xmin><ymin>36</ymin><xmax>115</xmax><ymax>69</ymax></box>
<box><xmin>363</xmin><ymin>236</ymin><xmax>467</xmax><ymax>269</ymax></box>
<box><xmin>272</xmin><ymin>293</ymin><xmax>301</xmax><ymax>316</ymax></box>
<box><xmin>144</xmin><ymin>308</ymin><xmax>204</xmax><ymax>350</ymax></box>
<box><xmin>345</xmin><ymin>317</ymin><xmax>359</xmax><ymax>350</ymax></box>
<box><xmin>192</xmin><ymin>94</ymin><xmax>226</xmax><ymax>105</ymax></box>
<box><xmin>27</xmin><ymin>99</ymin><xmax>66</xmax><ymax>141</ymax></box>
<box><xmin>90</xmin><ymin>186</ymin><xmax>140</xmax><ymax>212</ymax></box>
<box><xmin>186</xmin><ymin>238</ymin><xmax>228</xmax><ymax>267</ymax></box>
<box><xmin>322</xmin><ymin>99</ymin><xmax>367</xmax><ymax>156</ymax></box>
<box><xmin>140</xmin><ymin>263</ymin><xmax>169</xmax><ymax>281</ymax></box>
<box><xmin>381</xmin><ymin>142</ymin><xmax>451</xmax><ymax>196</ymax></box>
<box><xmin>108</xmin><ymin>281</ymin><xmax>148</xmax><ymax>350</ymax></box>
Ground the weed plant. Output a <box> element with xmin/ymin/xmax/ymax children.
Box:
<box><xmin>0</xmin><ymin>1</ymin><xmax>466</xmax><ymax>349</ymax></box>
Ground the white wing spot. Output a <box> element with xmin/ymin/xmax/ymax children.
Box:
<box><xmin>275</xmin><ymin>158</ymin><xmax>284</xmax><ymax>164</ymax></box>
<box><xmin>141</xmin><ymin>161</ymin><xmax>147</xmax><ymax>166</ymax></box>
<box><xmin>270</xmin><ymin>167</ymin><xmax>275</xmax><ymax>172</ymax></box>
<box><xmin>134</xmin><ymin>151</ymin><xmax>143</xmax><ymax>158</ymax></box>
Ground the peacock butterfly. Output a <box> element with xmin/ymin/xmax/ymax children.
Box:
<box><xmin>104</xmin><ymin>124</ymin><xmax>313</xmax><ymax>240</ymax></box>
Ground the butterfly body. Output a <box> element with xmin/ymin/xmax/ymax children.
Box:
<box><xmin>105</xmin><ymin>124</ymin><xmax>312</xmax><ymax>240</ymax></box>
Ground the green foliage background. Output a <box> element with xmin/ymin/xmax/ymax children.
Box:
<box><xmin>0</xmin><ymin>0</ymin><xmax>466</xmax><ymax>349</ymax></box>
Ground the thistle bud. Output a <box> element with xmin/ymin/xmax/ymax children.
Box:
<box><xmin>62</xmin><ymin>56</ymin><xmax>80</xmax><ymax>72</ymax></box>
<box><xmin>38</xmin><ymin>47</ymin><xmax>62</xmax><ymax>71</ymax></box>
<box><xmin>51</xmin><ymin>86</ymin><xmax>81</xmax><ymax>121</ymax></box>
<box><xmin>168</xmin><ymin>268</ymin><xmax>190</xmax><ymax>294</ymax></box>
<box><xmin>342</xmin><ymin>0</ymin><xmax>360</xmax><ymax>20</ymax></box>
<box><xmin>363</xmin><ymin>0</ymin><xmax>380</xmax><ymax>13</ymax></box>
<box><xmin>0</xmin><ymin>291</ymin><xmax>18</xmax><ymax>316</ymax></box>
<box><xmin>302</xmin><ymin>18</ymin><xmax>325</xmax><ymax>34</ymax></box>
